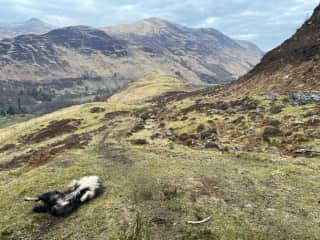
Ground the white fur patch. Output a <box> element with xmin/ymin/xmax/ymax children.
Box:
<box><xmin>69</xmin><ymin>175</ymin><xmax>101</xmax><ymax>202</ymax></box>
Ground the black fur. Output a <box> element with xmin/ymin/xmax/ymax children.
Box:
<box><xmin>32</xmin><ymin>188</ymin><xmax>89</xmax><ymax>216</ymax></box>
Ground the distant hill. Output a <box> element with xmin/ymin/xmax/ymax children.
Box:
<box><xmin>231</xmin><ymin>4</ymin><xmax>320</xmax><ymax>94</ymax></box>
<box><xmin>0</xmin><ymin>18</ymin><xmax>54</xmax><ymax>40</ymax></box>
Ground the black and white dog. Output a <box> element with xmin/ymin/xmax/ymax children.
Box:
<box><xmin>25</xmin><ymin>176</ymin><xmax>103</xmax><ymax>216</ymax></box>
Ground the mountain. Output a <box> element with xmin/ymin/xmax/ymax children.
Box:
<box><xmin>0</xmin><ymin>18</ymin><xmax>262</xmax><ymax>116</ymax></box>
<box><xmin>231</xmin><ymin>4</ymin><xmax>320</xmax><ymax>94</ymax></box>
<box><xmin>104</xmin><ymin>18</ymin><xmax>263</xmax><ymax>83</ymax></box>
<box><xmin>235</xmin><ymin>40</ymin><xmax>264</xmax><ymax>56</ymax></box>
<box><xmin>0</xmin><ymin>18</ymin><xmax>54</xmax><ymax>40</ymax></box>
<box><xmin>0</xmin><ymin>18</ymin><xmax>263</xmax><ymax>84</ymax></box>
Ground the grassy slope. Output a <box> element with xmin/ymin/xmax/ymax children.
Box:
<box><xmin>0</xmin><ymin>75</ymin><xmax>320</xmax><ymax>239</ymax></box>
<box><xmin>108</xmin><ymin>74</ymin><xmax>196</xmax><ymax>104</ymax></box>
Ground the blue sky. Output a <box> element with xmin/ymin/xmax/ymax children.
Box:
<box><xmin>0</xmin><ymin>0</ymin><xmax>319</xmax><ymax>51</ymax></box>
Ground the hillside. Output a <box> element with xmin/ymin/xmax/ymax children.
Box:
<box><xmin>0</xmin><ymin>18</ymin><xmax>54</xmax><ymax>40</ymax></box>
<box><xmin>231</xmin><ymin>4</ymin><xmax>320</xmax><ymax>94</ymax></box>
<box><xmin>0</xmin><ymin>74</ymin><xmax>320</xmax><ymax>239</ymax></box>
<box><xmin>108</xmin><ymin>75</ymin><xmax>196</xmax><ymax>104</ymax></box>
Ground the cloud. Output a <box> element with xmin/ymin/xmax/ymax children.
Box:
<box><xmin>0</xmin><ymin>0</ymin><xmax>318</xmax><ymax>51</ymax></box>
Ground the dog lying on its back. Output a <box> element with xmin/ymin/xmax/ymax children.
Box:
<box><xmin>24</xmin><ymin>176</ymin><xmax>102</xmax><ymax>216</ymax></box>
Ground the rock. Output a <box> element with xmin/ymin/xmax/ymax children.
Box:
<box><xmin>263</xmin><ymin>127</ymin><xmax>282</xmax><ymax>138</ymax></box>
<box><xmin>200</xmin><ymin>130</ymin><xmax>217</xmax><ymax>140</ymax></box>
<box><xmin>166</xmin><ymin>129</ymin><xmax>174</xmax><ymax>137</ymax></box>
<box><xmin>307</xmin><ymin>116</ymin><xmax>320</xmax><ymax>125</ymax></box>
<box><xmin>292</xmin><ymin>120</ymin><xmax>305</xmax><ymax>126</ymax></box>
<box><xmin>207</xmin><ymin>109</ymin><xmax>223</xmax><ymax>115</ymax></box>
<box><xmin>255</xmin><ymin>107</ymin><xmax>265</xmax><ymax>113</ymax></box>
<box><xmin>293</xmin><ymin>148</ymin><xmax>320</xmax><ymax>157</ymax></box>
<box><xmin>288</xmin><ymin>91</ymin><xmax>320</xmax><ymax>105</ymax></box>
<box><xmin>264</xmin><ymin>93</ymin><xmax>279</xmax><ymax>101</ymax></box>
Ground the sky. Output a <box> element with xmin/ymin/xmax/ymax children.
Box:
<box><xmin>0</xmin><ymin>0</ymin><xmax>319</xmax><ymax>51</ymax></box>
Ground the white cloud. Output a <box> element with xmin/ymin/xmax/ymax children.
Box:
<box><xmin>231</xmin><ymin>33</ymin><xmax>258</xmax><ymax>41</ymax></box>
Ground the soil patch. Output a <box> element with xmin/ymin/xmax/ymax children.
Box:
<box><xmin>20</xmin><ymin>119</ymin><xmax>82</xmax><ymax>144</ymax></box>
<box><xmin>0</xmin><ymin>133</ymin><xmax>91</xmax><ymax>170</ymax></box>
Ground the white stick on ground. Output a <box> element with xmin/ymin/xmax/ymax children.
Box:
<box><xmin>24</xmin><ymin>197</ymin><xmax>39</xmax><ymax>201</ymax></box>
<box><xmin>186</xmin><ymin>216</ymin><xmax>212</xmax><ymax>224</ymax></box>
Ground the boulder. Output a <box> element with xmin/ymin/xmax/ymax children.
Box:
<box><xmin>264</xmin><ymin>93</ymin><xmax>279</xmax><ymax>101</ymax></box>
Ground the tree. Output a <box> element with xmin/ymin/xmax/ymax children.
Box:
<box><xmin>6</xmin><ymin>106</ymin><xmax>16</xmax><ymax>115</ymax></box>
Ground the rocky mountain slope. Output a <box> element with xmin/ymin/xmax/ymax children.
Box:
<box><xmin>231</xmin><ymin>4</ymin><xmax>320</xmax><ymax>94</ymax></box>
<box><xmin>0</xmin><ymin>75</ymin><xmax>319</xmax><ymax>239</ymax></box>
<box><xmin>104</xmin><ymin>18</ymin><xmax>262</xmax><ymax>84</ymax></box>
<box><xmin>0</xmin><ymin>18</ymin><xmax>54</xmax><ymax>40</ymax></box>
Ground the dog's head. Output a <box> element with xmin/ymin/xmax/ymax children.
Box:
<box><xmin>38</xmin><ymin>190</ymin><xmax>63</xmax><ymax>207</ymax></box>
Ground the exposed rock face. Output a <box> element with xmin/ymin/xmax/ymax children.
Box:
<box><xmin>232</xmin><ymin>4</ymin><xmax>320</xmax><ymax>94</ymax></box>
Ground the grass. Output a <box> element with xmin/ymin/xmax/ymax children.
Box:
<box><xmin>0</xmin><ymin>75</ymin><xmax>320</xmax><ymax>239</ymax></box>
<box><xmin>1</xmin><ymin>139</ymin><xmax>320</xmax><ymax>239</ymax></box>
